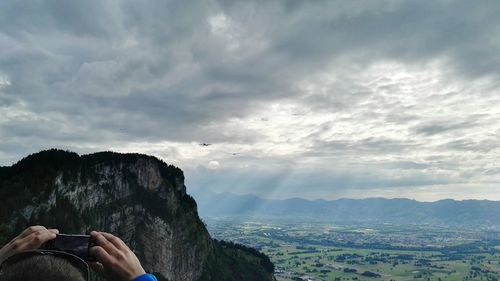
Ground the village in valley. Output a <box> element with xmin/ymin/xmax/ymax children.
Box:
<box><xmin>204</xmin><ymin>217</ymin><xmax>500</xmax><ymax>281</ymax></box>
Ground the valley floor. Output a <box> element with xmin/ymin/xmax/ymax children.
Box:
<box><xmin>203</xmin><ymin>217</ymin><xmax>500</xmax><ymax>281</ymax></box>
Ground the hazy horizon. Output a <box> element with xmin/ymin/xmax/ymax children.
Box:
<box><xmin>190</xmin><ymin>188</ymin><xmax>500</xmax><ymax>203</ymax></box>
<box><xmin>1</xmin><ymin>1</ymin><xmax>500</xmax><ymax>201</ymax></box>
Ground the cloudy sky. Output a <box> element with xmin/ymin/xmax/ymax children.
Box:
<box><xmin>1</xmin><ymin>0</ymin><xmax>500</xmax><ymax>201</ymax></box>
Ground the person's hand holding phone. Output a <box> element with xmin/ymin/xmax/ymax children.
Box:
<box><xmin>89</xmin><ymin>231</ymin><xmax>146</xmax><ymax>281</ymax></box>
<box><xmin>0</xmin><ymin>226</ymin><xmax>59</xmax><ymax>263</ymax></box>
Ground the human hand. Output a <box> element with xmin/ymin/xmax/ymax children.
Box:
<box><xmin>89</xmin><ymin>231</ymin><xmax>146</xmax><ymax>281</ymax></box>
<box><xmin>0</xmin><ymin>225</ymin><xmax>59</xmax><ymax>263</ymax></box>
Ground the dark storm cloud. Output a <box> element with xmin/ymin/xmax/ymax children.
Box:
<box><xmin>218</xmin><ymin>0</ymin><xmax>500</xmax><ymax>77</ymax></box>
<box><xmin>2</xmin><ymin>0</ymin><xmax>498</xmax><ymax>133</ymax></box>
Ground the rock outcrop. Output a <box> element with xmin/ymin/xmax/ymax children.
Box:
<box><xmin>0</xmin><ymin>149</ymin><xmax>275</xmax><ymax>281</ymax></box>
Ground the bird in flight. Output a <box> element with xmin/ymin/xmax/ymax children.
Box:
<box><xmin>199</xmin><ymin>143</ymin><xmax>212</xmax><ymax>147</ymax></box>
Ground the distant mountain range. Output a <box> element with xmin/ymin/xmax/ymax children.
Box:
<box><xmin>192</xmin><ymin>191</ymin><xmax>500</xmax><ymax>226</ymax></box>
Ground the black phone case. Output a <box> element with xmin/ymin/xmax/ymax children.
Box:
<box><xmin>44</xmin><ymin>234</ymin><xmax>97</xmax><ymax>262</ymax></box>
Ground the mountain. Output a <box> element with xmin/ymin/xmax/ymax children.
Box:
<box><xmin>0</xmin><ymin>150</ymin><xmax>274</xmax><ymax>281</ymax></box>
<box><xmin>193</xmin><ymin>191</ymin><xmax>500</xmax><ymax>226</ymax></box>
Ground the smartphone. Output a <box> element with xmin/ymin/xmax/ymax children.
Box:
<box><xmin>45</xmin><ymin>234</ymin><xmax>96</xmax><ymax>261</ymax></box>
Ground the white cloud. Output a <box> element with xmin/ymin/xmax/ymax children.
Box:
<box><xmin>208</xmin><ymin>160</ymin><xmax>220</xmax><ymax>170</ymax></box>
<box><xmin>208</xmin><ymin>12</ymin><xmax>268</xmax><ymax>54</ymax></box>
<box><xmin>0</xmin><ymin>75</ymin><xmax>10</xmax><ymax>88</ymax></box>
<box><xmin>209</xmin><ymin>14</ymin><xmax>230</xmax><ymax>34</ymax></box>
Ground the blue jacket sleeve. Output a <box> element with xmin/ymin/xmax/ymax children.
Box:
<box><xmin>132</xmin><ymin>273</ymin><xmax>158</xmax><ymax>281</ymax></box>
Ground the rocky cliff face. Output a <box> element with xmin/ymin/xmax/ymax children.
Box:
<box><xmin>0</xmin><ymin>150</ymin><xmax>274</xmax><ymax>281</ymax></box>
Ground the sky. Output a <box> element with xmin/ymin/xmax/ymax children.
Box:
<box><xmin>1</xmin><ymin>0</ymin><xmax>500</xmax><ymax>201</ymax></box>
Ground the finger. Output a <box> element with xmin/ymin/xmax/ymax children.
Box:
<box><xmin>90</xmin><ymin>246</ymin><xmax>115</xmax><ymax>267</ymax></box>
<box><xmin>13</xmin><ymin>226</ymin><xmax>47</xmax><ymax>241</ymax></box>
<box><xmin>91</xmin><ymin>231</ymin><xmax>120</xmax><ymax>256</ymax></box>
<box><xmin>89</xmin><ymin>261</ymin><xmax>105</xmax><ymax>273</ymax></box>
<box><xmin>98</xmin><ymin>232</ymin><xmax>127</xmax><ymax>251</ymax></box>
<box><xmin>14</xmin><ymin>229</ymin><xmax>57</xmax><ymax>251</ymax></box>
<box><xmin>48</xmin><ymin>229</ymin><xmax>59</xmax><ymax>234</ymax></box>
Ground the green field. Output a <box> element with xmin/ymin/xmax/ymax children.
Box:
<box><xmin>267</xmin><ymin>246</ymin><xmax>499</xmax><ymax>281</ymax></box>
<box><xmin>204</xmin><ymin>218</ymin><xmax>500</xmax><ymax>281</ymax></box>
